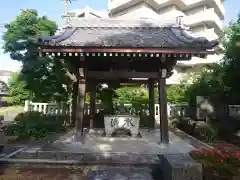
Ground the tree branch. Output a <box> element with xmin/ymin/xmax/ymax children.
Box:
<box><xmin>65</xmin><ymin>70</ymin><xmax>77</xmax><ymax>82</ymax></box>
<box><xmin>59</xmin><ymin>58</ymin><xmax>77</xmax><ymax>82</ymax></box>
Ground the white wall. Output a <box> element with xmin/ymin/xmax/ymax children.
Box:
<box><xmin>0</xmin><ymin>75</ymin><xmax>11</xmax><ymax>84</ymax></box>
<box><xmin>111</xmin><ymin>3</ymin><xmax>160</xmax><ymax>19</ymax></box>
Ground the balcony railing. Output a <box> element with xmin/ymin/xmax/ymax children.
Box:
<box><xmin>184</xmin><ymin>8</ymin><xmax>224</xmax><ymax>33</ymax></box>
<box><xmin>190</xmin><ymin>28</ymin><xmax>219</xmax><ymax>41</ymax></box>
<box><xmin>109</xmin><ymin>0</ymin><xmax>225</xmax><ymax>20</ymax></box>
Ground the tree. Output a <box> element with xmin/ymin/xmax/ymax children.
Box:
<box><xmin>184</xmin><ymin>65</ymin><xmax>226</xmax><ymax>105</ymax></box>
<box><xmin>221</xmin><ymin>14</ymin><xmax>240</xmax><ymax>104</ymax></box>
<box><xmin>114</xmin><ymin>86</ymin><xmax>148</xmax><ymax>105</ymax></box>
<box><xmin>4</xmin><ymin>73</ymin><xmax>31</xmax><ymax>105</ymax></box>
<box><xmin>166</xmin><ymin>84</ymin><xmax>187</xmax><ymax>103</ymax></box>
<box><xmin>2</xmin><ymin>9</ymin><xmax>72</xmax><ymax>102</ymax></box>
<box><xmin>181</xmin><ymin>14</ymin><xmax>240</xmax><ymax>105</ymax></box>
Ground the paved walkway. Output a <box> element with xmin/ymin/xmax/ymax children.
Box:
<box><xmin>47</xmin><ymin>129</ymin><xmax>195</xmax><ymax>154</ymax></box>
<box><xmin>11</xmin><ymin>129</ymin><xmax>194</xmax><ymax>180</ymax></box>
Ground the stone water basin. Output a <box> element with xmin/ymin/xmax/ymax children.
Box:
<box><xmin>104</xmin><ymin>115</ymin><xmax>140</xmax><ymax>137</ymax></box>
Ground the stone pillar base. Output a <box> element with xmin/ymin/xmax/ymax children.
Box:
<box><xmin>162</xmin><ymin>154</ymin><xmax>202</xmax><ymax>180</ymax></box>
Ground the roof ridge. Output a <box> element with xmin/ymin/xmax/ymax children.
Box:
<box><xmin>68</xmin><ymin>18</ymin><xmax>182</xmax><ymax>28</ymax></box>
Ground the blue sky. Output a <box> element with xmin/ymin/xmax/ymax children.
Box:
<box><xmin>0</xmin><ymin>0</ymin><xmax>239</xmax><ymax>72</ymax></box>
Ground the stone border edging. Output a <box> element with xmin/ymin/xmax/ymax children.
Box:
<box><xmin>169</xmin><ymin>127</ymin><xmax>212</xmax><ymax>149</ymax></box>
<box><xmin>0</xmin><ymin>146</ymin><xmax>28</xmax><ymax>161</ymax></box>
<box><xmin>0</xmin><ymin>158</ymin><xmax>161</xmax><ymax>166</ymax></box>
<box><xmin>162</xmin><ymin>153</ymin><xmax>202</xmax><ymax>180</ymax></box>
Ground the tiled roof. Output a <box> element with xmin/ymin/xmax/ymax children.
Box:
<box><xmin>38</xmin><ymin>18</ymin><xmax>218</xmax><ymax>49</ymax></box>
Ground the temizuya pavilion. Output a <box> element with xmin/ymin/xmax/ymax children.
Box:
<box><xmin>37</xmin><ymin>18</ymin><xmax>218</xmax><ymax>144</ymax></box>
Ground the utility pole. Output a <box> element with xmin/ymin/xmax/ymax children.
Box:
<box><xmin>60</xmin><ymin>0</ymin><xmax>76</xmax><ymax>26</ymax></box>
<box><xmin>64</xmin><ymin>0</ymin><xmax>69</xmax><ymax>16</ymax></box>
<box><xmin>61</xmin><ymin>0</ymin><xmax>76</xmax><ymax>17</ymax></box>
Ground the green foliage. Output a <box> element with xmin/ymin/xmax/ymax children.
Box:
<box><xmin>175</xmin><ymin>119</ymin><xmax>194</xmax><ymax>134</ymax></box>
<box><xmin>199</xmin><ymin>125</ymin><xmax>218</xmax><ymax>143</ymax></box>
<box><xmin>4</xmin><ymin>111</ymin><xmax>66</xmax><ymax>140</ymax></box>
<box><xmin>172</xmin><ymin>118</ymin><xmax>218</xmax><ymax>143</ymax></box>
<box><xmin>154</xmin><ymin>84</ymin><xmax>188</xmax><ymax>104</ymax></box>
<box><xmin>184</xmin><ymin>66</ymin><xmax>226</xmax><ymax>105</ymax></box>
<box><xmin>183</xmin><ymin>14</ymin><xmax>240</xmax><ymax>105</ymax></box>
<box><xmin>167</xmin><ymin>84</ymin><xmax>187</xmax><ymax>103</ymax></box>
<box><xmin>114</xmin><ymin>86</ymin><xmax>148</xmax><ymax>105</ymax></box>
<box><xmin>4</xmin><ymin>73</ymin><xmax>31</xmax><ymax>105</ymax></box>
<box><xmin>111</xmin><ymin>86</ymin><xmax>149</xmax><ymax>115</ymax></box>
<box><xmin>221</xmin><ymin>14</ymin><xmax>240</xmax><ymax>104</ymax></box>
<box><xmin>2</xmin><ymin>9</ymin><xmax>71</xmax><ymax>102</ymax></box>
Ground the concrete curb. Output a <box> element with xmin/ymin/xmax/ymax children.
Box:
<box><xmin>0</xmin><ymin>158</ymin><xmax>161</xmax><ymax>166</ymax></box>
<box><xmin>169</xmin><ymin>127</ymin><xmax>212</xmax><ymax>149</ymax></box>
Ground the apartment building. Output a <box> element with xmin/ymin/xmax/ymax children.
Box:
<box><xmin>63</xmin><ymin>0</ymin><xmax>225</xmax><ymax>84</ymax></box>
<box><xmin>108</xmin><ymin>0</ymin><xmax>225</xmax><ymax>84</ymax></box>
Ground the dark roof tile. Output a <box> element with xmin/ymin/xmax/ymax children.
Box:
<box><xmin>38</xmin><ymin>18</ymin><xmax>218</xmax><ymax>49</ymax></box>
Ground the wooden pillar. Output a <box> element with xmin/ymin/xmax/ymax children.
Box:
<box><xmin>75</xmin><ymin>67</ymin><xmax>86</xmax><ymax>141</ymax></box>
<box><xmin>158</xmin><ymin>68</ymin><xmax>169</xmax><ymax>144</ymax></box>
<box><xmin>71</xmin><ymin>82</ymin><xmax>78</xmax><ymax>125</ymax></box>
<box><xmin>148</xmin><ymin>79</ymin><xmax>155</xmax><ymax>129</ymax></box>
<box><xmin>89</xmin><ymin>81</ymin><xmax>96</xmax><ymax>130</ymax></box>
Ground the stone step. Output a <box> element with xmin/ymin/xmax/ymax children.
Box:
<box><xmin>13</xmin><ymin>150</ymin><xmax>162</xmax><ymax>165</ymax></box>
<box><xmin>0</xmin><ymin>164</ymin><xmax>163</xmax><ymax>180</ymax></box>
<box><xmin>87</xmin><ymin>166</ymin><xmax>159</xmax><ymax>180</ymax></box>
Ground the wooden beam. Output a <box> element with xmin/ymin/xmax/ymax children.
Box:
<box><xmin>87</xmin><ymin>71</ymin><xmax>158</xmax><ymax>79</ymax></box>
<box><xmin>88</xmin><ymin>78</ymin><xmax>154</xmax><ymax>84</ymax></box>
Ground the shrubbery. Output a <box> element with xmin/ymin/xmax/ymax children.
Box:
<box><xmin>170</xmin><ymin>118</ymin><xmax>218</xmax><ymax>143</ymax></box>
<box><xmin>4</xmin><ymin>111</ymin><xmax>67</xmax><ymax>140</ymax></box>
<box><xmin>190</xmin><ymin>147</ymin><xmax>240</xmax><ymax>179</ymax></box>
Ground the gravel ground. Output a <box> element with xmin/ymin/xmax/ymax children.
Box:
<box><xmin>0</xmin><ymin>166</ymin><xmax>90</xmax><ymax>180</ymax></box>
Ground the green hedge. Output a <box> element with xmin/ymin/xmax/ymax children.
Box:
<box><xmin>4</xmin><ymin>111</ymin><xmax>67</xmax><ymax>140</ymax></box>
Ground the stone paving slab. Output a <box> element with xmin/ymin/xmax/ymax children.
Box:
<box><xmin>48</xmin><ymin>129</ymin><xmax>195</xmax><ymax>155</ymax></box>
<box><xmin>13</xmin><ymin>147</ymin><xmax>162</xmax><ymax>165</ymax></box>
<box><xmin>0</xmin><ymin>129</ymin><xmax>205</xmax><ymax>180</ymax></box>
<box><xmin>9</xmin><ymin>128</ymin><xmax>194</xmax><ymax>167</ymax></box>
